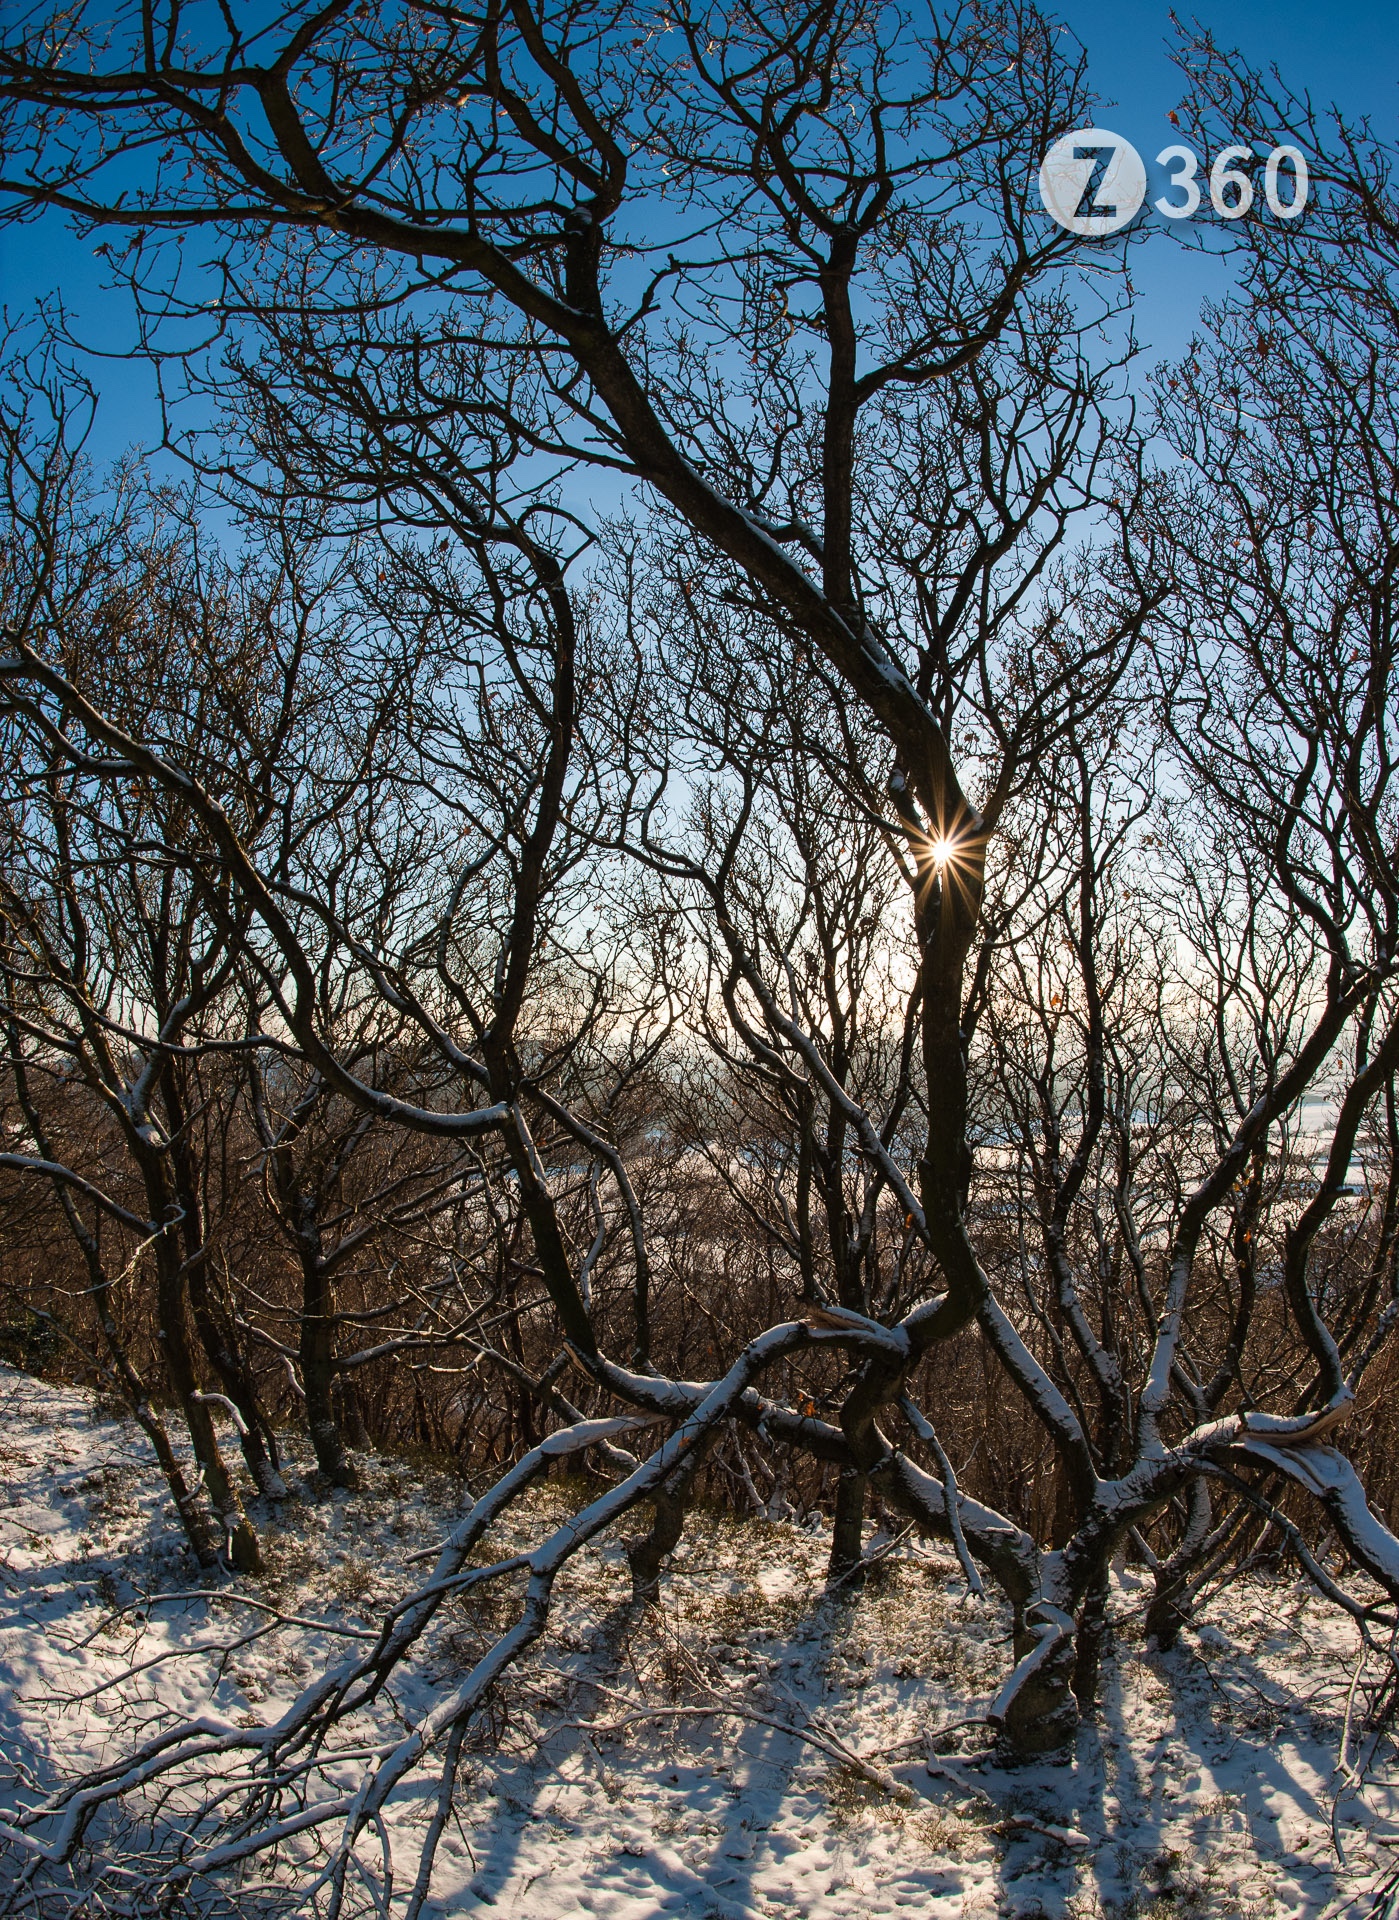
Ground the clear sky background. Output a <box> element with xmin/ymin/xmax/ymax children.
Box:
<box><xmin>3</xmin><ymin>1</ymin><xmax>1398</xmax><ymax>463</ymax></box>
<box><xmin>1070</xmin><ymin>1</ymin><xmax>1399</xmax><ymax>362</ymax></box>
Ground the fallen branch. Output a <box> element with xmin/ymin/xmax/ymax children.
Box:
<box><xmin>555</xmin><ymin>1689</ymin><xmax>915</xmax><ymax>1803</ymax></box>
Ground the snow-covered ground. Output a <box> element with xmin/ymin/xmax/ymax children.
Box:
<box><xmin>2</xmin><ymin>1361</ymin><xmax>1398</xmax><ymax>1918</ymax></box>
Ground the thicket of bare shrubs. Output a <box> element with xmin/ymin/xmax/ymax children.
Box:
<box><xmin>7</xmin><ymin>1008</ymin><xmax>1399</xmax><ymax>1549</ymax></box>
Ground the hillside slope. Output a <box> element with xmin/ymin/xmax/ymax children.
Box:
<box><xmin>1</xmin><ymin>1363</ymin><xmax>1396</xmax><ymax>1918</ymax></box>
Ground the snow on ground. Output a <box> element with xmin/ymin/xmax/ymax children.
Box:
<box><xmin>2</xmin><ymin>1361</ymin><xmax>1399</xmax><ymax>1918</ymax></box>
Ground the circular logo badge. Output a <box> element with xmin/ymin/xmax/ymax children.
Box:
<box><xmin>1038</xmin><ymin>128</ymin><xmax>1147</xmax><ymax>237</ymax></box>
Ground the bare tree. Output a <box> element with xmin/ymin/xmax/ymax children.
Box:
<box><xmin>4</xmin><ymin>2</ymin><xmax>1399</xmax><ymax>1910</ymax></box>
<box><xmin>0</xmin><ymin>381</ymin><xmax>299</xmax><ymax>1568</ymax></box>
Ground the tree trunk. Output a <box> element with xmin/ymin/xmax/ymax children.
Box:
<box><xmin>162</xmin><ymin>1084</ymin><xmax>286</xmax><ymax>1502</ymax></box>
<box><xmin>186</xmin><ymin>1255</ymin><xmax>287</xmax><ymax>1499</ymax></box>
<box><xmin>335</xmin><ymin>1374</ymin><xmax>372</xmax><ymax>1450</ymax></box>
<box><xmin>625</xmin><ymin>1464</ymin><xmax>695</xmax><ymax>1605</ymax></box>
<box><xmin>299</xmin><ymin>1246</ymin><xmax>359</xmax><ymax>1488</ymax></box>
<box><xmin>1072</xmin><ymin>1566</ymin><xmax>1111</xmax><ymax>1710</ymax></box>
<box><xmin>828</xmin><ymin>1466</ymin><xmax>868</xmax><ymax>1587</ymax></box>
<box><xmin>95</xmin><ymin>1277</ymin><xmax>218</xmax><ymax>1566</ymax></box>
<box><xmin>996</xmin><ymin>1601</ymin><xmax>1080</xmax><ymax>1756</ymax></box>
<box><xmin>1143</xmin><ymin>1574</ymin><xmax>1192</xmax><ymax>1653</ymax></box>
<box><xmin>1143</xmin><ymin>1478</ymin><xmax>1214</xmax><ymax>1650</ymax></box>
<box><xmin>156</xmin><ymin>1253</ymin><xmax>261</xmax><ymax>1572</ymax></box>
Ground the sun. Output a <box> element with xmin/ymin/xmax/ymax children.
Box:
<box><xmin>929</xmin><ymin>835</ymin><xmax>959</xmax><ymax>868</ymax></box>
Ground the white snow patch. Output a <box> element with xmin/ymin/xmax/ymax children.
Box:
<box><xmin>1</xmin><ymin>1363</ymin><xmax>1398</xmax><ymax>1917</ymax></box>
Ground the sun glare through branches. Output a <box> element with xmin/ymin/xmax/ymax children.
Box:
<box><xmin>2</xmin><ymin>0</ymin><xmax>1399</xmax><ymax>1913</ymax></box>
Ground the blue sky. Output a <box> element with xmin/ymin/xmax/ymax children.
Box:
<box><xmin>1067</xmin><ymin>1</ymin><xmax>1399</xmax><ymax>360</ymax></box>
<box><xmin>2</xmin><ymin>1</ymin><xmax>1397</xmax><ymax>461</ymax></box>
